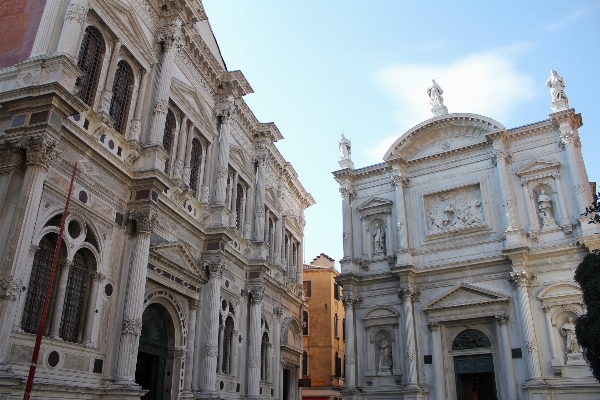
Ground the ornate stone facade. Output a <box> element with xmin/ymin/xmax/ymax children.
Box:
<box><xmin>0</xmin><ymin>1</ymin><xmax>313</xmax><ymax>399</ymax></box>
<box><xmin>335</xmin><ymin>82</ymin><xmax>600</xmax><ymax>399</ymax></box>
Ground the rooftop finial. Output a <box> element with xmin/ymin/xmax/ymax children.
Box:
<box><xmin>427</xmin><ymin>79</ymin><xmax>449</xmax><ymax>117</ymax></box>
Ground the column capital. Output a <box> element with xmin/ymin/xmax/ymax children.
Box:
<box><xmin>90</xmin><ymin>271</ymin><xmax>106</xmax><ymax>282</ymax></box>
<box><xmin>495</xmin><ymin>314</ymin><xmax>510</xmax><ymax>325</ymax></box>
<box><xmin>203</xmin><ymin>260</ymin><xmax>224</xmax><ymax>278</ymax></box>
<box><xmin>0</xmin><ymin>274</ymin><xmax>22</xmax><ymax>301</ymax></box>
<box><xmin>341</xmin><ymin>295</ymin><xmax>359</xmax><ymax>310</ymax></box>
<box><xmin>426</xmin><ymin>322</ymin><xmax>439</xmax><ymax>332</ymax></box>
<box><xmin>64</xmin><ymin>2</ymin><xmax>88</xmax><ymax>26</ymax></box>
<box><xmin>274</xmin><ymin>306</ymin><xmax>283</xmax><ymax>318</ymax></box>
<box><xmin>509</xmin><ymin>271</ymin><xmax>533</xmax><ymax>287</ymax></box>
<box><xmin>158</xmin><ymin>18</ymin><xmax>184</xmax><ymax>49</ymax></box>
<box><xmin>542</xmin><ymin>306</ymin><xmax>552</xmax><ymax>314</ymax></box>
<box><xmin>399</xmin><ymin>288</ymin><xmax>415</xmax><ymax>302</ymax></box>
<box><xmin>60</xmin><ymin>260</ymin><xmax>74</xmax><ymax>270</ymax></box>
<box><xmin>391</xmin><ymin>171</ymin><xmax>408</xmax><ymax>188</ymax></box>
<box><xmin>128</xmin><ymin>208</ymin><xmax>158</xmax><ymax>235</ymax></box>
<box><xmin>339</xmin><ymin>186</ymin><xmax>356</xmax><ymax>199</ymax></box>
<box><xmin>249</xmin><ymin>286</ymin><xmax>265</xmax><ymax>303</ymax></box>
<box><xmin>122</xmin><ymin>317</ymin><xmax>142</xmax><ymax>336</ymax></box>
<box><xmin>254</xmin><ymin>153</ymin><xmax>269</xmax><ymax>167</ymax></box>
<box><xmin>24</xmin><ymin>135</ymin><xmax>61</xmax><ymax>168</ymax></box>
<box><xmin>0</xmin><ymin>139</ymin><xmax>24</xmax><ymax>168</ymax></box>
<box><xmin>189</xmin><ymin>298</ymin><xmax>201</xmax><ymax>310</ymax></box>
<box><xmin>215</xmin><ymin>93</ymin><xmax>235</xmax><ymax>120</ymax></box>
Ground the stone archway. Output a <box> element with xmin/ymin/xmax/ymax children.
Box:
<box><xmin>136</xmin><ymin>304</ymin><xmax>170</xmax><ymax>400</ymax></box>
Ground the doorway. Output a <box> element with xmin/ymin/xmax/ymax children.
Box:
<box><xmin>454</xmin><ymin>354</ymin><xmax>497</xmax><ymax>400</ymax></box>
<box><xmin>283</xmin><ymin>369</ymin><xmax>290</xmax><ymax>400</ymax></box>
<box><xmin>135</xmin><ymin>304</ymin><xmax>169</xmax><ymax>400</ymax></box>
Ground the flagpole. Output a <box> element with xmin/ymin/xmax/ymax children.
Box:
<box><xmin>23</xmin><ymin>162</ymin><xmax>78</xmax><ymax>400</ymax></box>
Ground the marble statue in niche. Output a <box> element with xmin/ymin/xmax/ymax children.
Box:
<box><xmin>537</xmin><ymin>189</ymin><xmax>558</xmax><ymax>229</ymax></box>
<box><xmin>424</xmin><ymin>185</ymin><xmax>485</xmax><ymax>234</ymax></box>
<box><xmin>376</xmin><ymin>333</ymin><xmax>392</xmax><ymax>374</ymax></box>
<box><xmin>372</xmin><ymin>224</ymin><xmax>386</xmax><ymax>254</ymax></box>
<box><xmin>561</xmin><ymin>316</ymin><xmax>581</xmax><ymax>354</ymax></box>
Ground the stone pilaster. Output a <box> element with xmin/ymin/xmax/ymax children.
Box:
<box><xmin>248</xmin><ymin>286</ymin><xmax>264</xmax><ymax>399</ymax></box>
<box><xmin>183</xmin><ymin>122</ymin><xmax>195</xmax><ymax>185</ymax></box>
<box><xmin>342</xmin><ymin>295</ymin><xmax>358</xmax><ymax>388</ymax></box>
<box><xmin>399</xmin><ymin>289</ymin><xmax>419</xmax><ymax>389</ymax></box>
<box><xmin>0</xmin><ymin>135</ymin><xmax>59</xmax><ymax>364</ymax></box>
<box><xmin>81</xmin><ymin>271</ymin><xmax>105</xmax><ymax>345</ymax></box>
<box><xmin>213</xmin><ymin>94</ymin><xmax>235</xmax><ymax>206</ymax></box>
<box><xmin>98</xmin><ymin>40</ymin><xmax>121</xmax><ymax>114</ymax></box>
<box><xmin>173</xmin><ymin>115</ymin><xmax>188</xmax><ymax>180</ymax></box>
<box><xmin>273</xmin><ymin>306</ymin><xmax>283</xmax><ymax>398</ymax></box>
<box><xmin>147</xmin><ymin>19</ymin><xmax>183</xmax><ymax>145</ymax></box>
<box><xmin>200</xmin><ymin>142</ymin><xmax>213</xmax><ymax>204</ymax></box>
<box><xmin>128</xmin><ymin>70</ymin><xmax>148</xmax><ymax>141</ymax></box>
<box><xmin>391</xmin><ymin>170</ymin><xmax>410</xmax><ymax>259</ymax></box>
<box><xmin>115</xmin><ymin>208</ymin><xmax>158</xmax><ymax>382</ymax></box>
<box><xmin>495</xmin><ymin>315</ymin><xmax>518</xmax><ymax>400</ymax></box>
<box><xmin>49</xmin><ymin>260</ymin><xmax>74</xmax><ymax>339</ymax></box>
<box><xmin>183</xmin><ymin>299</ymin><xmax>200</xmax><ymax>395</ymax></box>
<box><xmin>427</xmin><ymin>322</ymin><xmax>445</xmax><ymax>400</ymax></box>
<box><xmin>199</xmin><ymin>260</ymin><xmax>223</xmax><ymax>393</ymax></box>
<box><xmin>55</xmin><ymin>0</ymin><xmax>89</xmax><ymax>60</ymax></box>
<box><xmin>253</xmin><ymin>153</ymin><xmax>267</xmax><ymax>241</ymax></box>
<box><xmin>542</xmin><ymin>306</ymin><xmax>560</xmax><ymax>365</ymax></box>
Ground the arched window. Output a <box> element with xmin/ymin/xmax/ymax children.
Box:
<box><xmin>261</xmin><ymin>332</ymin><xmax>269</xmax><ymax>381</ymax></box>
<box><xmin>235</xmin><ymin>183</ymin><xmax>243</xmax><ymax>229</ymax></box>
<box><xmin>334</xmin><ymin>313</ymin><xmax>339</xmax><ymax>337</ymax></box>
<box><xmin>189</xmin><ymin>137</ymin><xmax>202</xmax><ymax>190</ymax></box>
<box><xmin>109</xmin><ymin>60</ymin><xmax>134</xmax><ymax>134</ymax></box>
<box><xmin>60</xmin><ymin>248</ymin><xmax>94</xmax><ymax>342</ymax></box>
<box><xmin>302</xmin><ymin>311</ymin><xmax>309</xmax><ymax>335</ymax></box>
<box><xmin>302</xmin><ymin>350</ymin><xmax>308</xmax><ymax>376</ymax></box>
<box><xmin>75</xmin><ymin>26</ymin><xmax>105</xmax><ymax>106</ymax></box>
<box><xmin>162</xmin><ymin>110</ymin><xmax>175</xmax><ymax>173</ymax></box>
<box><xmin>21</xmin><ymin>234</ymin><xmax>66</xmax><ymax>334</ymax></box>
<box><xmin>222</xmin><ymin>317</ymin><xmax>234</xmax><ymax>374</ymax></box>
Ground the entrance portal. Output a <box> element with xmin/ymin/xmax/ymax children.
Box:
<box><xmin>136</xmin><ymin>304</ymin><xmax>169</xmax><ymax>400</ymax></box>
<box><xmin>454</xmin><ymin>354</ymin><xmax>497</xmax><ymax>400</ymax></box>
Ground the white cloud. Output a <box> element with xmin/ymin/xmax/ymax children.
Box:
<box><xmin>367</xmin><ymin>43</ymin><xmax>535</xmax><ymax>162</ymax></box>
<box><xmin>546</xmin><ymin>9</ymin><xmax>585</xmax><ymax>31</ymax></box>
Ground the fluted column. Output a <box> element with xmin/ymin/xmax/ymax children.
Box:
<box><xmin>81</xmin><ymin>271</ymin><xmax>105</xmax><ymax>345</ymax></box>
<box><xmin>0</xmin><ymin>135</ymin><xmax>59</xmax><ymax>364</ymax></box>
<box><xmin>273</xmin><ymin>307</ymin><xmax>283</xmax><ymax>398</ymax></box>
<box><xmin>49</xmin><ymin>260</ymin><xmax>74</xmax><ymax>339</ymax></box>
<box><xmin>340</xmin><ymin>185</ymin><xmax>354</xmax><ymax>259</ymax></box>
<box><xmin>391</xmin><ymin>172</ymin><xmax>409</xmax><ymax>249</ymax></box>
<box><xmin>200</xmin><ymin>261</ymin><xmax>223</xmax><ymax>393</ymax></box>
<box><xmin>213</xmin><ymin>95</ymin><xmax>235</xmax><ymax>206</ymax></box>
<box><xmin>542</xmin><ymin>306</ymin><xmax>560</xmax><ymax>364</ymax></box>
<box><xmin>183</xmin><ymin>122</ymin><xmax>195</xmax><ymax>185</ymax></box>
<box><xmin>183</xmin><ymin>299</ymin><xmax>200</xmax><ymax>394</ymax></box>
<box><xmin>427</xmin><ymin>323</ymin><xmax>445</xmax><ymax>400</ymax></box>
<box><xmin>510</xmin><ymin>272</ymin><xmax>543</xmax><ymax>382</ymax></box>
<box><xmin>496</xmin><ymin>315</ymin><xmax>518</xmax><ymax>400</ymax></box>
<box><xmin>248</xmin><ymin>286</ymin><xmax>264</xmax><ymax>398</ymax></box>
<box><xmin>147</xmin><ymin>20</ymin><xmax>183</xmax><ymax>145</ymax></box>
<box><xmin>400</xmin><ymin>289</ymin><xmax>419</xmax><ymax>389</ymax></box>
<box><xmin>342</xmin><ymin>295</ymin><xmax>357</xmax><ymax>388</ymax></box>
<box><xmin>128</xmin><ymin>70</ymin><xmax>148</xmax><ymax>141</ymax></box>
<box><xmin>115</xmin><ymin>208</ymin><xmax>158</xmax><ymax>382</ymax></box>
<box><xmin>253</xmin><ymin>154</ymin><xmax>267</xmax><ymax>241</ymax></box>
<box><xmin>30</xmin><ymin>0</ymin><xmax>66</xmax><ymax>57</ymax></box>
<box><xmin>55</xmin><ymin>0</ymin><xmax>89</xmax><ymax>59</ymax></box>
<box><xmin>98</xmin><ymin>40</ymin><xmax>121</xmax><ymax>113</ymax></box>
<box><xmin>200</xmin><ymin>142</ymin><xmax>213</xmax><ymax>203</ymax></box>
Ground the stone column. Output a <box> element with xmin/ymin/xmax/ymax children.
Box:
<box><xmin>183</xmin><ymin>122</ymin><xmax>195</xmax><ymax>185</ymax></box>
<box><xmin>98</xmin><ymin>40</ymin><xmax>121</xmax><ymax>114</ymax></box>
<box><xmin>48</xmin><ymin>260</ymin><xmax>73</xmax><ymax>339</ymax></box>
<box><xmin>510</xmin><ymin>272</ymin><xmax>543</xmax><ymax>382</ymax></box>
<box><xmin>213</xmin><ymin>95</ymin><xmax>235</xmax><ymax>206</ymax></box>
<box><xmin>427</xmin><ymin>323</ymin><xmax>445</xmax><ymax>400</ymax></box>
<box><xmin>340</xmin><ymin>185</ymin><xmax>354</xmax><ymax>259</ymax></box>
<box><xmin>253</xmin><ymin>154</ymin><xmax>267</xmax><ymax>241</ymax></box>
<box><xmin>115</xmin><ymin>208</ymin><xmax>158</xmax><ymax>382</ymax></box>
<box><xmin>240</xmin><ymin>187</ymin><xmax>247</xmax><ymax>233</ymax></box>
<box><xmin>495</xmin><ymin>315</ymin><xmax>518</xmax><ymax>400</ymax></box>
<box><xmin>199</xmin><ymin>261</ymin><xmax>223</xmax><ymax>393</ymax></box>
<box><xmin>30</xmin><ymin>0</ymin><xmax>67</xmax><ymax>57</ymax></box>
<box><xmin>81</xmin><ymin>271</ymin><xmax>105</xmax><ymax>345</ymax></box>
<box><xmin>230</xmin><ymin>172</ymin><xmax>239</xmax><ymax>227</ymax></box>
<box><xmin>274</xmin><ymin>217</ymin><xmax>282</xmax><ymax>265</ymax></box>
<box><xmin>0</xmin><ymin>135</ymin><xmax>59</xmax><ymax>364</ymax></box>
<box><xmin>127</xmin><ymin>70</ymin><xmax>148</xmax><ymax>141</ymax></box>
<box><xmin>147</xmin><ymin>20</ymin><xmax>183</xmax><ymax>145</ymax></box>
<box><xmin>400</xmin><ymin>289</ymin><xmax>419</xmax><ymax>389</ymax></box>
<box><xmin>200</xmin><ymin>142</ymin><xmax>213</xmax><ymax>203</ymax></box>
<box><xmin>342</xmin><ymin>295</ymin><xmax>357</xmax><ymax>388</ymax></box>
<box><xmin>217</xmin><ymin>324</ymin><xmax>225</xmax><ymax>374</ymax></box>
<box><xmin>197</xmin><ymin>144</ymin><xmax>207</xmax><ymax>200</ymax></box>
<box><xmin>248</xmin><ymin>286</ymin><xmax>264</xmax><ymax>399</ymax></box>
<box><xmin>173</xmin><ymin>115</ymin><xmax>188</xmax><ymax>180</ymax></box>
<box><xmin>55</xmin><ymin>0</ymin><xmax>89</xmax><ymax>59</ymax></box>
<box><xmin>552</xmin><ymin>173</ymin><xmax>572</xmax><ymax>232</ymax></box>
<box><xmin>391</xmin><ymin>172</ymin><xmax>409</xmax><ymax>249</ymax></box>
<box><xmin>273</xmin><ymin>307</ymin><xmax>283</xmax><ymax>398</ymax></box>
<box><xmin>542</xmin><ymin>306</ymin><xmax>560</xmax><ymax>364</ymax></box>
<box><xmin>244</xmin><ymin>184</ymin><xmax>254</xmax><ymax>239</ymax></box>
<box><xmin>296</xmin><ymin>241</ymin><xmax>303</xmax><ymax>284</ymax></box>
<box><xmin>183</xmin><ymin>299</ymin><xmax>199</xmax><ymax>395</ymax></box>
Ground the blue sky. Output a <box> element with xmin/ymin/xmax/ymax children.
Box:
<box><xmin>202</xmin><ymin>0</ymin><xmax>600</xmax><ymax>267</ymax></box>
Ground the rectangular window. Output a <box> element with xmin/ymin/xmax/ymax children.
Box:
<box><xmin>342</xmin><ymin>318</ymin><xmax>345</xmax><ymax>340</ymax></box>
<box><xmin>334</xmin><ymin>282</ymin><xmax>339</xmax><ymax>300</ymax></box>
<box><xmin>303</xmin><ymin>280</ymin><xmax>311</xmax><ymax>297</ymax></box>
<box><xmin>335</xmin><ymin>356</ymin><xmax>341</xmax><ymax>378</ymax></box>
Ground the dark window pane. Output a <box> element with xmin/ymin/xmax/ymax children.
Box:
<box><xmin>109</xmin><ymin>60</ymin><xmax>134</xmax><ymax>134</ymax></box>
<box><xmin>75</xmin><ymin>27</ymin><xmax>105</xmax><ymax>106</ymax></box>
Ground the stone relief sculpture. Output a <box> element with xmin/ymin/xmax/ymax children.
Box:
<box><xmin>561</xmin><ymin>316</ymin><xmax>581</xmax><ymax>355</ymax></box>
<box><xmin>376</xmin><ymin>334</ymin><xmax>392</xmax><ymax>374</ymax></box>
<box><xmin>538</xmin><ymin>189</ymin><xmax>557</xmax><ymax>229</ymax></box>
<box><xmin>372</xmin><ymin>224</ymin><xmax>386</xmax><ymax>254</ymax></box>
<box><xmin>424</xmin><ymin>185</ymin><xmax>485</xmax><ymax>234</ymax></box>
<box><xmin>546</xmin><ymin>70</ymin><xmax>567</xmax><ymax>102</ymax></box>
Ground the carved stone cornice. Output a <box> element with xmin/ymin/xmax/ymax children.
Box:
<box><xmin>249</xmin><ymin>286</ymin><xmax>265</xmax><ymax>303</ymax></box>
<box><xmin>24</xmin><ymin>135</ymin><xmax>60</xmax><ymax>168</ymax></box>
<box><xmin>128</xmin><ymin>208</ymin><xmax>158</xmax><ymax>235</ymax></box>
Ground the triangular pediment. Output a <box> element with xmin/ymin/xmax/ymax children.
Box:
<box><xmin>423</xmin><ymin>283</ymin><xmax>509</xmax><ymax>312</ymax></box>
<box><xmin>150</xmin><ymin>241</ymin><xmax>200</xmax><ymax>274</ymax></box>
<box><xmin>516</xmin><ymin>159</ymin><xmax>560</xmax><ymax>177</ymax></box>
<box><xmin>171</xmin><ymin>79</ymin><xmax>215</xmax><ymax>134</ymax></box>
<box><xmin>357</xmin><ymin>197</ymin><xmax>393</xmax><ymax>212</ymax></box>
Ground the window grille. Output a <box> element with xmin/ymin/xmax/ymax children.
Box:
<box><xmin>109</xmin><ymin>60</ymin><xmax>134</xmax><ymax>134</ymax></box>
<box><xmin>189</xmin><ymin>138</ymin><xmax>201</xmax><ymax>190</ymax></box>
<box><xmin>235</xmin><ymin>183</ymin><xmax>243</xmax><ymax>229</ymax></box>
<box><xmin>162</xmin><ymin>110</ymin><xmax>175</xmax><ymax>173</ymax></box>
<box><xmin>75</xmin><ymin>27</ymin><xmax>105</xmax><ymax>106</ymax></box>
<box><xmin>59</xmin><ymin>250</ymin><xmax>90</xmax><ymax>342</ymax></box>
<box><xmin>21</xmin><ymin>235</ymin><xmax>63</xmax><ymax>334</ymax></box>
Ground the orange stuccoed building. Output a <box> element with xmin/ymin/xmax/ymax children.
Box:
<box><xmin>301</xmin><ymin>254</ymin><xmax>346</xmax><ymax>400</ymax></box>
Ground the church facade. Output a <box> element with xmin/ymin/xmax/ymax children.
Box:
<box><xmin>335</xmin><ymin>78</ymin><xmax>600</xmax><ymax>400</ymax></box>
<box><xmin>0</xmin><ymin>1</ymin><xmax>313</xmax><ymax>399</ymax></box>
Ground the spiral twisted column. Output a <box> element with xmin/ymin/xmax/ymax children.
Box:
<box><xmin>199</xmin><ymin>261</ymin><xmax>223</xmax><ymax>393</ymax></box>
<box><xmin>213</xmin><ymin>95</ymin><xmax>235</xmax><ymax>206</ymax></box>
<box><xmin>248</xmin><ymin>286</ymin><xmax>264</xmax><ymax>398</ymax></box>
<box><xmin>400</xmin><ymin>289</ymin><xmax>419</xmax><ymax>389</ymax></box>
<box><xmin>342</xmin><ymin>295</ymin><xmax>358</xmax><ymax>388</ymax></box>
<box><xmin>183</xmin><ymin>299</ymin><xmax>200</xmax><ymax>395</ymax></box>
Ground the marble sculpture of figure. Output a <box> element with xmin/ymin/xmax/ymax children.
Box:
<box><xmin>378</xmin><ymin>337</ymin><xmax>392</xmax><ymax>368</ymax></box>
<box><xmin>561</xmin><ymin>316</ymin><xmax>581</xmax><ymax>354</ymax></box>
<box><xmin>538</xmin><ymin>189</ymin><xmax>553</xmax><ymax>218</ymax></box>
<box><xmin>339</xmin><ymin>133</ymin><xmax>351</xmax><ymax>160</ymax></box>
<box><xmin>427</xmin><ymin>79</ymin><xmax>444</xmax><ymax>107</ymax></box>
<box><xmin>373</xmin><ymin>224</ymin><xmax>385</xmax><ymax>253</ymax></box>
<box><xmin>546</xmin><ymin>70</ymin><xmax>567</xmax><ymax>102</ymax></box>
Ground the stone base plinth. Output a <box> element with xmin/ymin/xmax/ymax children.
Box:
<box><xmin>551</xmin><ymin>99</ymin><xmax>569</xmax><ymax>112</ymax></box>
<box><xmin>339</xmin><ymin>158</ymin><xmax>354</xmax><ymax>169</ymax></box>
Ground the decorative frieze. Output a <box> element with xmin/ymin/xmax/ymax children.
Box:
<box><xmin>424</xmin><ymin>184</ymin><xmax>485</xmax><ymax>235</ymax></box>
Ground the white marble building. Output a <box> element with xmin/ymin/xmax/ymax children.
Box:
<box><xmin>0</xmin><ymin>1</ymin><xmax>313</xmax><ymax>399</ymax></box>
<box><xmin>334</xmin><ymin>76</ymin><xmax>600</xmax><ymax>400</ymax></box>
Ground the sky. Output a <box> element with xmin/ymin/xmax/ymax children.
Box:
<box><xmin>202</xmin><ymin>0</ymin><xmax>600</xmax><ymax>268</ymax></box>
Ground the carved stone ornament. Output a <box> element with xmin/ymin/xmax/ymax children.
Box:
<box><xmin>0</xmin><ymin>140</ymin><xmax>22</xmax><ymax>168</ymax></box>
<box><xmin>90</xmin><ymin>272</ymin><xmax>106</xmax><ymax>282</ymax></box>
<box><xmin>182</xmin><ymin>168</ymin><xmax>191</xmax><ymax>185</ymax></box>
<box><xmin>0</xmin><ymin>275</ymin><xmax>23</xmax><ymax>301</ymax></box>
<box><xmin>452</xmin><ymin>329</ymin><xmax>491</xmax><ymax>350</ymax></box>
<box><xmin>129</xmin><ymin>119</ymin><xmax>141</xmax><ymax>140</ymax></box>
<box><xmin>274</xmin><ymin>306</ymin><xmax>283</xmax><ymax>318</ymax></box>
<box><xmin>158</xmin><ymin>19</ymin><xmax>184</xmax><ymax>49</ymax></box>
<box><xmin>122</xmin><ymin>317</ymin><xmax>142</xmax><ymax>336</ymax></box>
<box><xmin>426</xmin><ymin>322</ymin><xmax>439</xmax><ymax>332</ymax></box>
<box><xmin>255</xmin><ymin>206</ymin><xmax>265</xmax><ymax>219</ymax></box>
<box><xmin>153</xmin><ymin>99</ymin><xmax>168</xmax><ymax>115</ymax></box>
<box><xmin>524</xmin><ymin>339</ymin><xmax>537</xmax><ymax>353</ymax></box>
<box><xmin>215</xmin><ymin>93</ymin><xmax>235</xmax><ymax>119</ymax></box>
<box><xmin>99</xmin><ymin>90</ymin><xmax>112</xmax><ymax>113</ymax></box>
<box><xmin>249</xmin><ymin>286</ymin><xmax>265</xmax><ymax>303</ymax></box>
<box><xmin>509</xmin><ymin>271</ymin><xmax>532</xmax><ymax>286</ymax></box>
<box><xmin>216</xmin><ymin>166</ymin><xmax>228</xmax><ymax>179</ymax></box>
<box><xmin>424</xmin><ymin>184</ymin><xmax>485</xmax><ymax>235</ymax></box>
<box><xmin>169</xmin><ymin>348</ymin><xmax>187</xmax><ymax>359</ymax></box>
<box><xmin>405</xmin><ymin>350</ymin><xmax>416</xmax><ymax>361</ymax></box>
<box><xmin>64</xmin><ymin>3</ymin><xmax>88</xmax><ymax>26</ymax></box>
<box><xmin>189</xmin><ymin>298</ymin><xmax>201</xmax><ymax>310</ymax></box>
<box><xmin>399</xmin><ymin>289</ymin><xmax>414</xmax><ymax>302</ymax></box>
<box><xmin>203</xmin><ymin>342</ymin><xmax>218</xmax><ymax>357</ymax></box>
<box><xmin>129</xmin><ymin>209</ymin><xmax>158</xmax><ymax>235</ymax></box>
<box><xmin>173</xmin><ymin>159</ymin><xmax>184</xmax><ymax>178</ymax></box>
<box><xmin>249</xmin><ymin>356</ymin><xmax>261</xmax><ymax>368</ymax></box>
<box><xmin>204</xmin><ymin>260</ymin><xmax>224</xmax><ymax>278</ymax></box>
<box><xmin>25</xmin><ymin>135</ymin><xmax>61</xmax><ymax>167</ymax></box>
<box><xmin>495</xmin><ymin>315</ymin><xmax>509</xmax><ymax>325</ymax></box>
<box><xmin>342</xmin><ymin>295</ymin><xmax>358</xmax><ymax>309</ymax></box>
<box><xmin>346</xmin><ymin>354</ymin><xmax>355</xmax><ymax>364</ymax></box>
<box><xmin>339</xmin><ymin>186</ymin><xmax>354</xmax><ymax>199</ymax></box>
<box><xmin>200</xmin><ymin>186</ymin><xmax>210</xmax><ymax>203</ymax></box>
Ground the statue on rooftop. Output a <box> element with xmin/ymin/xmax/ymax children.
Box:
<box><xmin>427</xmin><ymin>79</ymin><xmax>445</xmax><ymax>107</ymax></box>
<box><xmin>339</xmin><ymin>133</ymin><xmax>351</xmax><ymax>160</ymax></box>
<box><xmin>546</xmin><ymin>70</ymin><xmax>568</xmax><ymax>103</ymax></box>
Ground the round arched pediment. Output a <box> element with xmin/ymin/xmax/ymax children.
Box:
<box><xmin>383</xmin><ymin>113</ymin><xmax>505</xmax><ymax>161</ymax></box>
